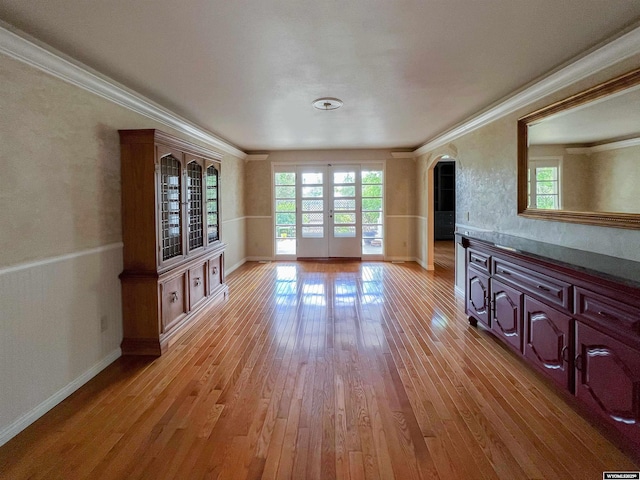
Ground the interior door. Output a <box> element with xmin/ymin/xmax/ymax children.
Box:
<box><xmin>329</xmin><ymin>165</ymin><xmax>361</xmax><ymax>257</ymax></box>
<box><xmin>297</xmin><ymin>166</ymin><xmax>328</xmax><ymax>257</ymax></box>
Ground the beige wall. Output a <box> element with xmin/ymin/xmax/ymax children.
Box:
<box><xmin>244</xmin><ymin>150</ymin><xmax>418</xmax><ymax>260</ymax></box>
<box><xmin>415</xmin><ymin>56</ymin><xmax>640</xmax><ymax>268</ymax></box>
<box><xmin>590</xmin><ymin>144</ymin><xmax>640</xmax><ymax>213</ymax></box>
<box><xmin>0</xmin><ymin>54</ymin><xmax>246</xmax><ymax>444</ymax></box>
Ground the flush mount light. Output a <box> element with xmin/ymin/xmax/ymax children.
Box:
<box><xmin>312</xmin><ymin>97</ymin><xmax>343</xmax><ymax>110</ymax></box>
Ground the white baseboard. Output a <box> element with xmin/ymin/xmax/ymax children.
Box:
<box><xmin>225</xmin><ymin>257</ymin><xmax>247</xmax><ymax>275</ymax></box>
<box><xmin>0</xmin><ymin>348</ymin><xmax>121</xmax><ymax>447</ymax></box>
<box><xmin>455</xmin><ymin>285</ymin><xmax>465</xmax><ymax>298</ymax></box>
<box><xmin>246</xmin><ymin>256</ymin><xmax>274</xmax><ymax>262</ymax></box>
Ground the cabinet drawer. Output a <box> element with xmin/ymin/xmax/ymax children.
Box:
<box><xmin>575</xmin><ymin>287</ymin><xmax>640</xmax><ymax>341</ymax></box>
<box><xmin>189</xmin><ymin>263</ymin><xmax>208</xmax><ymax>310</ymax></box>
<box><xmin>493</xmin><ymin>258</ymin><xmax>571</xmax><ymax>311</ymax></box>
<box><xmin>160</xmin><ymin>274</ymin><xmax>187</xmax><ymax>333</ymax></box>
<box><xmin>208</xmin><ymin>255</ymin><xmax>223</xmax><ymax>294</ymax></box>
<box><xmin>468</xmin><ymin>248</ymin><xmax>490</xmax><ymax>274</ymax></box>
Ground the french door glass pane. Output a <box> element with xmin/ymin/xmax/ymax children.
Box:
<box><xmin>334</xmin><ymin>213</ymin><xmax>356</xmax><ymax>224</ymax></box>
<box><xmin>302</xmin><ymin>213</ymin><xmax>323</xmax><ymax>224</ymax></box>
<box><xmin>335</xmin><ymin>226</ymin><xmax>356</xmax><ymax>237</ymax></box>
<box><xmin>302</xmin><ymin>226</ymin><xmax>324</xmax><ymax>238</ymax></box>
<box><xmin>334</xmin><ymin>199</ymin><xmax>356</xmax><ymax>210</ymax></box>
<box><xmin>302</xmin><ymin>199</ymin><xmax>323</xmax><ymax>211</ymax></box>
<box><xmin>334</xmin><ymin>186</ymin><xmax>355</xmax><ymax>197</ymax></box>
<box><xmin>302</xmin><ymin>186</ymin><xmax>323</xmax><ymax>197</ymax></box>
<box><xmin>333</xmin><ymin>171</ymin><xmax>356</xmax><ymax>184</ymax></box>
<box><xmin>302</xmin><ymin>172</ymin><xmax>323</xmax><ymax>184</ymax></box>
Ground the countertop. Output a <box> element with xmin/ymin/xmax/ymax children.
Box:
<box><xmin>456</xmin><ymin>230</ymin><xmax>640</xmax><ymax>290</ymax></box>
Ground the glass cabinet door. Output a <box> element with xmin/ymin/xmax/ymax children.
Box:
<box><xmin>187</xmin><ymin>160</ymin><xmax>204</xmax><ymax>251</ymax></box>
<box><xmin>160</xmin><ymin>154</ymin><xmax>183</xmax><ymax>261</ymax></box>
<box><xmin>206</xmin><ymin>165</ymin><xmax>219</xmax><ymax>244</ymax></box>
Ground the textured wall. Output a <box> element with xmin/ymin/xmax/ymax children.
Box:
<box><xmin>590</xmin><ymin>145</ymin><xmax>640</xmax><ymax>213</ymax></box>
<box><xmin>0</xmin><ymin>53</ymin><xmax>246</xmax><ymax>444</ymax></box>
<box><xmin>416</xmin><ymin>56</ymin><xmax>640</xmax><ymax>263</ymax></box>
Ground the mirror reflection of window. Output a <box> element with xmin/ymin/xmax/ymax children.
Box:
<box><xmin>528</xmin><ymin>158</ymin><xmax>561</xmax><ymax>209</ymax></box>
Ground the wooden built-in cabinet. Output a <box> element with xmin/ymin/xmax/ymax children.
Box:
<box><xmin>119</xmin><ymin>129</ymin><xmax>228</xmax><ymax>356</ymax></box>
<box><xmin>463</xmin><ymin>236</ymin><xmax>640</xmax><ymax>459</ymax></box>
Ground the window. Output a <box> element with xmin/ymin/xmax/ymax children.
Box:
<box><xmin>274</xmin><ymin>171</ymin><xmax>296</xmax><ymax>255</ymax></box>
<box><xmin>528</xmin><ymin>158</ymin><xmax>561</xmax><ymax>210</ymax></box>
<box><xmin>361</xmin><ymin>169</ymin><xmax>384</xmax><ymax>255</ymax></box>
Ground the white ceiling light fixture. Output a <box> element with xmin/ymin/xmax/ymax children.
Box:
<box><xmin>312</xmin><ymin>97</ymin><xmax>343</xmax><ymax>110</ymax></box>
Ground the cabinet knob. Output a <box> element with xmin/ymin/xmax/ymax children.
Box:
<box><xmin>194</xmin><ymin>277</ymin><xmax>202</xmax><ymax>287</ymax></box>
<box><xmin>561</xmin><ymin>346</ymin><xmax>569</xmax><ymax>363</ymax></box>
<box><xmin>170</xmin><ymin>292</ymin><xmax>179</xmax><ymax>303</ymax></box>
<box><xmin>574</xmin><ymin>354</ymin><xmax>583</xmax><ymax>371</ymax></box>
<box><xmin>212</xmin><ymin>266</ymin><xmax>218</xmax><ymax>275</ymax></box>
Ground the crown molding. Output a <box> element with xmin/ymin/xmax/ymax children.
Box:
<box><xmin>565</xmin><ymin>137</ymin><xmax>640</xmax><ymax>155</ymax></box>
<box><xmin>413</xmin><ymin>25</ymin><xmax>640</xmax><ymax>157</ymax></box>
<box><xmin>0</xmin><ymin>22</ymin><xmax>247</xmax><ymax>160</ymax></box>
<box><xmin>245</xmin><ymin>154</ymin><xmax>270</xmax><ymax>163</ymax></box>
<box><xmin>390</xmin><ymin>151</ymin><xmax>416</xmax><ymax>159</ymax></box>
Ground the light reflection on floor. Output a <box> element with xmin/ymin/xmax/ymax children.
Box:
<box><xmin>271</xmin><ymin>263</ymin><xmax>388</xmax><ymax>350</ymax></box>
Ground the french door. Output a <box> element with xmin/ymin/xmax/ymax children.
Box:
<box><xmin>274</xmin><ymin>164</ymin><xmax>383</xmax><ymax>258</ymax></box>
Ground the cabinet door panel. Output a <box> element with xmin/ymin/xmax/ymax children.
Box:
<box><xmin>524</xmin><ymin>296</ymin><xmax>571</xmax><ymax>389</ymax></box>
<box><xmin>491</xmin><ymin>279</ymin><xmax>523</xmax><ymax>352</ymax></box>
<box><xmin>209</xmin><ymin>255</ymin><xmax>223</xmax><ymax>295</ymax></box>
<box><xmin>467</xmin><ymin>267</ymin><xmax>490</xmax><ymax>327</ymax></box>
<box><xmin>189</xmin><ymin>263</ymin><xmax>207</xmax><ymax>310</ymax></box>
<box><xmin>161</xmin><ymin>274</ymin><xmax>187</xmax><ymax>333</ymax></box>
<box><xmin>576</xmin><ymin>322</ymin><xmax>640</xmax><ymax>445</ymax></box>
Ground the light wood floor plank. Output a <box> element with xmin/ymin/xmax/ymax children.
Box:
<box><xmin>1</xmin><ymin>242</ymin><xmax>638</xmax><ymax>479</ymax></box>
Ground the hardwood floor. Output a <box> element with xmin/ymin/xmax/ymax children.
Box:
<box><xmin>1</xmin><ymin>245</ymin><xmax>637</xmax><ymax>479</ymax></box>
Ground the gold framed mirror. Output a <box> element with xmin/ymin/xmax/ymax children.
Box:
<box><xmin>517</xmin><ymin>67</ymin><xmax>640</xmax><ymax>229</ymax></box>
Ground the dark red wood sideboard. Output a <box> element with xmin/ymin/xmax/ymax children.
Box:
<box><xmin>460</xmin><ymin>231</ymin><xmax>640</xmax><ymax>460</ymax></box>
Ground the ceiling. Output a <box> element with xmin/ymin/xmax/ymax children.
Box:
<box><xmin>1</xmin><ymin>1</ymin><xmax>639</xmax><ymax>152</ymax></box>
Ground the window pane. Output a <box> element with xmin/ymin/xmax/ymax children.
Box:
<box><xmin>536</xmin><ymin>195</ymin><xmax>558</xmax><ymax>209</ymax></box>
<box><xmin>302</xmin><ymin>186</ymin><xmax>323</xmax><ymax>198</ymax></box>
<box><xmin>334</xmin><ymin>186</ymin><xmax>355</xmax><ymax>197</ymax></box>
<box><xmin>275</xmin><ymin>186</ymin><xmax>295</xmax><ymax>198</ymax></box>
<box><xmin>302</xmin><ymin>226</ymin><xmax>324</xmax><ymax>238</ymax></box>
<box><xmin>363</xmin><ymin>212</ymin><xmax>383</xmax><ymax>224</ymax></box>
<box><xmin>362</xmin><ymin>197</ymin><xmax>382</xmax><ymax>211</ymax></box>
<box><xmin>276</xmin><ymin>213</ymin><xmax>295</xmax><ymax>225</ymax></box>
<box><xmin>334</xmin><ymin>199</ymin><xmax>356</xmax><ymax>211</ymax></box>
<box><xmin>302</xmin><ymin>172</ymin><xmax>323</xmax><ymax>184</ymax></box>
<box><xmin>362</xmin><ymin>184</ymin><xmax>382</xmax><ymax>197</ymax></box>
<box><xmin>362</xmin><ymin>171</ymin><xmax>382</xmax><ymax>184</ymax></box>
<box><xmin>302</xmin><ymin>213</ymin><xmax>323</xmax><ymax>224</ymax></box>
<box><xmin>276</xmin><ymin>238</ymin><xmax>296</xmax><ymax>255</ymax></box>
<box><xmin>362</xmin><ymin>238</ymin><xmax>383</xmax><ymax>254</ymax></box>
<box><xmin>276</xmin><ymin>199</ymin><xmax>296</xmax><ymax>212</ymax></box>
<box><xmin>276</xmin><ymin>226</ymin><xmax>295</xmax><ymax>238</ymax></box>
<box><xmin>302</xmin><ymin>199</ymin><xmax>323</xmax><ymax>211</ymax></box>
<box><xmin>334</xmin><ymin>213</ymin><xmax>356</xmax><ymax>224</ymax></box>
<box><xmin>275</xmin><ymin>172</ymin><xmax>295</xmax><ymax>185</ymax></box>
<box><xmin>334</xmin><ymin>226</ymin><xmax>356</xmax><ymax>237</ymax></box>
<box><xmin>536</xmin><ymin>167</ymin><xmax>557</xmax><ymax>181</ymax></box>
<box><xmin>333</xmin><ymin>172</ymin><xmax>355</xmax><ymax>184</ymax></box>
<box><xmin>536</xmin><ymin>181</ymin><xmax>557</xmax><ymax>194</ymax></box>
<box><xmin>363</xmin><ymin>225</ymin><xmax>382</xmax><ymax>239</ymax></box>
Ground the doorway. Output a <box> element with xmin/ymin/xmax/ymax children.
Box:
<box><xmin>274</xmin><ymin>164</ymin><xmax>384</xmax><ymax>259</ymax></box>
<box><xmin>429</xmin><ymin>158</ymin><xmax>457</xmax><ymax>272</ymax></box>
